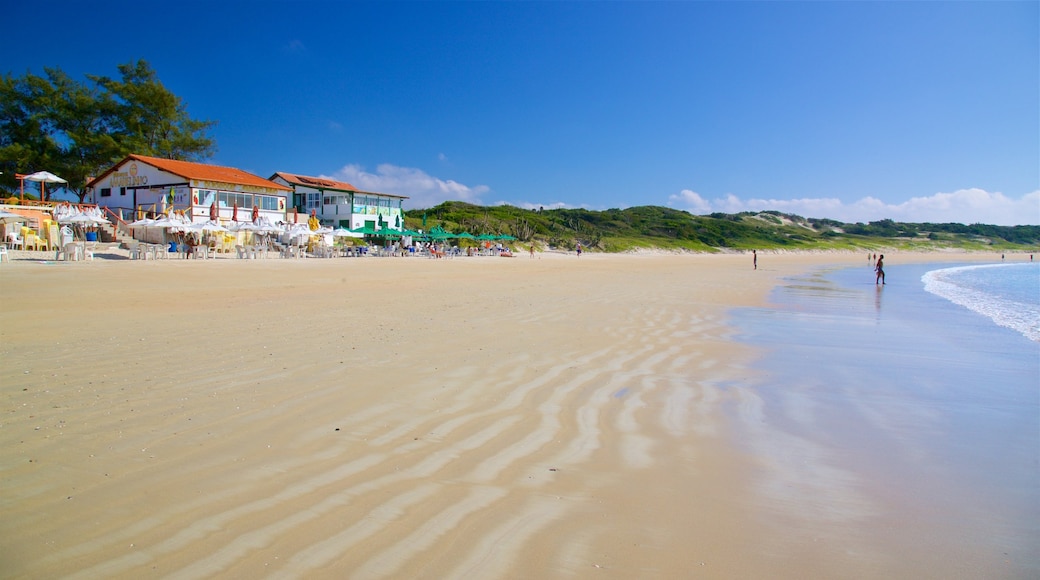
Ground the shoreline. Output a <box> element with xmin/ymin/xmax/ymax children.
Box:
<box><xmin>0</xmin><ymin>252</ymin><xmax>1017</xmax><ymax>577</ymax></box>
<box><xmin>732</xmin><ymin>260</ymin><xmax>1039</xmax><ymax>577</ymax></box>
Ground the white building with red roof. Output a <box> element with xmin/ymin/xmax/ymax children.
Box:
<box><xmin>87</xmin><ymin>154</ymin><xmax>291</xmax><ymax>223</ymax></box>
<box><xmin>270</xmin><ymin>172</ymin><xmax>408</xmax><ymax>230</ymax></box>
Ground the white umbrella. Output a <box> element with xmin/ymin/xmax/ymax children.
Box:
<box><xmin>62</xmin><ymin>213</ymin><xmax>110</xmax><ymax>226</ymax></box>
<box><xmin>151</xmin><ymin>215</ymin><xmax>192</xmax><ymax>231</ymax></box>
<box><xmin>23</xmin><ymin>171</ymin><xmax>67</xmax><ymax>201</ymax></box>
<box><xmin>331</xmin><ymin>227</ymin><xmax>357</xmax><ymax>237</ymax></box>
<box><xmin>191</xmin><ymin>221</ymin><xmax>228</xmax><ymax>233</ymax></box>
<box><xmin>230</xmin><ymin>221</ymin><xmax>259</xmax><ymax>231</ymax></box>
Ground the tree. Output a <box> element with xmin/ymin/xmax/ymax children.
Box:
<box><xmin>88</xmin><ymin>60</ymin><xmax>216</xmax><ymax>161</ymax></box>
<box><xmin>0</xmin><ymin>60</ymin><xmax>216</xmax><ymax>203</ymax></box>
<box><xmin>0</xmin><ymin>71</ymin><xmax>63</xmax><ymax>197</ymax></box>
<box><xmin>45</xmin><ymin>67</ymin><xmax>123</xmax><ymax>202</ymax></box>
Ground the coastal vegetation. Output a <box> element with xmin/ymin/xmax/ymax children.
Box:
<box><xmin>0</xmin><ymin>60</ymin><xmax>216</xmax><ymax>203</ymax></box>
<box><xmin>407</xmin><ymin>202</ymin><xmax>1040</xmax><ymax>253</ymax></box>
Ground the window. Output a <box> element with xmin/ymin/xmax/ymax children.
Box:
<box><xmin>260</xmin><ymin>195</ymin><xmax>279</xmax><ymax>211</ymax></box>
<box><xmin>100</xmin><ymin>188</ymin><xmax>111</xmax><ymax>197</ymax></box>
<box><xmin>120</xmin><ymin>188</ymin><xmax>126</xmax><ymax>196</ymax></box>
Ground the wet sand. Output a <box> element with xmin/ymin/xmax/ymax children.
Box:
<box><xmin>0</xmin><ymin>250</ymin><xmax>1010</xmax><ymax>578</ymax></box>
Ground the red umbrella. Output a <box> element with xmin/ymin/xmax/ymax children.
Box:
<box><xmin>209</xmin><ymin>201</ymin><xmax>217</xmax><ymax>221</ymax></box>
<box><xmin>232</xmin><ymin>203</ymin><xmax>239</xmax><ymax>221</ymax></box>
<box><xmin>251</xmin><ymin>205</ymin><xmax>259</xmax><ymax>221</ymax></box>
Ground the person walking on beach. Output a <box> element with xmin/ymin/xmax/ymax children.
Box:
<box><xmin>529</xmin><ymin>243</ymin><xmax>535</xmax><ymax>258</ymax></box>
<box><xmin>875</xmin><ymin>254</ymin><xmax>885</xmax><ymax>285</ymax></box>
<box><xmin>753</xmin><ymin>249</ymin><xmax>757</xmax><ymax>270</ymax></box>
<box><xmin>576</xmin><ymin>242</ymin><xmax>582</xmax><ymax>257</ymax></box>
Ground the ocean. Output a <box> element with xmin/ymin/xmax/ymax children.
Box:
<box><xmin>922</xmin><ymin>261</ymin><xmax>1040</xmax><ymax>342</ymax></box>
<box><xmin>730</xmin><ymin>259</ymin><xmax>1039</xmax><ymax>576</ymax></box>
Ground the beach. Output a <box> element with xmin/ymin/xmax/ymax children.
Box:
<box><xmin>1</xmin><ymin>250</ymin><xmax>1032</xmax><ymax>578</ymax></box>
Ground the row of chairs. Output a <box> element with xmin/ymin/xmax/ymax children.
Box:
<box><xmin>6</xmin><ymin>224</ymin><xmax>77</xmax><ymax>252</ymax></box>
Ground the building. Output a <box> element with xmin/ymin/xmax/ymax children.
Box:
<box><xmin>270</xmin><ymin>172</ymin><xmax>408</xmax><ymax>230</ymax></box>
<box><xmin>88</xmin><ymin>154</ymin><xmax>291</xmax><ymax>223</ymax></box>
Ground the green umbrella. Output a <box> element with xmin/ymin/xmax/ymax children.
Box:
<box><xmin>456</xmin><ymin>232</ymin><xmax>476</xmax><ymax>240</ymax></box>
<box><xmin>350</xmin><ymin>225</ymin><xmax>380</xmax><ymax>235</ymax></box>
<box><xmin>497</xmin><ymin>234</ymin><xmax>517</xmax><ymax>241</ymax></box>
<box><xmin>375</xmin><ymin>228</ymin><xmax>402</xmax><ymax>238</ymax></box>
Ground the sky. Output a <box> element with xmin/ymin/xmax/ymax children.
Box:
<box><xmin>5</xmin><ymin>1</ymin><xmax>1038</xmax><ymax>225</ymax></box>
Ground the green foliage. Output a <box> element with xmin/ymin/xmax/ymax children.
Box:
<box><xmin>0</xmin><ymin>60</ymin><xmax>216</xmax><ymax>202</ymax></box>
<box><xmin>407</xmin><ymin>203</ymin><xmax>1040</xmax><ymax>253</ymax></box>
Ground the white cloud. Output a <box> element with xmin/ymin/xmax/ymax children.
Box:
<box><xmin>328</xmin><ymin>164</ymin><xmax>489</xmax><ymax>209</ymax></box>
<box><xmin>667</xmin><ymin>188</ymin><xmax>1040</xmax><ymax>226</ymax></box>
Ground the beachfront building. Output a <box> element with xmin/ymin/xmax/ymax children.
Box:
<box><xmin>270</xmin><ymin>172</ymin><xmax>408</xmax><ymax>230</ymax></box>
<box><xmin>88</xmin><ymin>154</ymin><xmax>291</xmax><ymax>223</ymax></box>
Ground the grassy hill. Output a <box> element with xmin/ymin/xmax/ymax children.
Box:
<box><xmin>405</xmin><ymin>202</ymin><xmax>1040</xmax><ymax>253</ymax></box>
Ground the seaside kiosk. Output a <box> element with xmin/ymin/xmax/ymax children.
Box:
<box><xmin>270</xmin><ymin>172</ymin><xmax>408</xmax><ymax>231</ymax></box>
<box><xmin>88</xmin><ymin>154</ymin><xmax>291</xmax><ymax>223</ymax></box>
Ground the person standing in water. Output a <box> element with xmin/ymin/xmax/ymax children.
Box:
<box><xmin>875</xmin><ymin>254</ymin><xmax>885</xmax><ymax>285</ymax></box>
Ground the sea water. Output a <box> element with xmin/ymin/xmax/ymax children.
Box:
<box><xmin>922</xmin><ymin>262</ymin><xmax>1040</xmax><ymax>342</ymax></box>
<box><xmin>730</xmin><ymin>260</ymin><xmax>1039</xmax><ymax>576</ymax></box>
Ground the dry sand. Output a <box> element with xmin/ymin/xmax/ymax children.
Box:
<box><xmin>0</xmin><ymin>250</ymin><xmax>1000</xmax><ymax>578</ymax></box>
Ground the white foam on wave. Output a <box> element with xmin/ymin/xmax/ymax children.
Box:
<box><xmin>922</xmin><ymin>263</ymin><xmax>1040</xmax><ymax>343</ymax></box>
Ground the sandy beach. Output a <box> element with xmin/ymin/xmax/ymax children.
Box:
<box><xmin>0</xmin><ymin>249</ymin><xmax>1025</xmax><ymax>578</ymax></box>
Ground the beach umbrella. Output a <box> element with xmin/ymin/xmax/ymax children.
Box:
<box><xmin>152</xmin><ymin>215</ymin><xmax>192</xmax><ymax>230</ymax></box>
<box><xmin>375</xmin><ymin>228</ymin><xmax>401</xmax><ymax>238</ymax></box>
<box><xmin>350</xmin><ymin>225</ymin><xmax>380</xmax><ymax>235</ymax></box>
<box><xmin>331</xmin><ymin>227</ymin><xmax>357</xmax><ymax>237</ymax></box>
<box><xmin>191</xmin><ymin>221</ymin><xmax>227</xmax><ymax>233</ymax></box>
<box><xmin>230</xmin><ymin>221</ymin><xmax>259</xmax><ymax>231</ymax></box>
<box><xmin>209</xmin><ymin>201</ymin><xmax>218</xmax><ymax>221</ymax></box>
<box><xmin>129</xmin><ymin>217</ymin><xmax>157</xmax><ymax>227</ymax></box>
<box><xmin>23</xmin><ymin>171</ymin><xmax>67</xmax><ymax>202</ymax></box>
<box><xmin>251</xmin><ymin>216</ymin><xmax>281</xmax><ymax>234</ymax></box>
<box><xmin>456</xmin><ymin>232</ymin><xmax>477</xmax><ymax>240</ymax></box>
<box><xmin>497</xmin><ymin>234</ymin><xmax>517</xmax><ymax>241</ymax></box>
<box><xmin>428</xmin><ymin>229</ymin><xmax>455</xmax><ymax>240</ymax></box>
<box><xmin>62</xmin><ymin>213</ymin><xmax>110</xmax><ymax>226</ymax></box>
<box><xmin>0</xmin><ymin>210</ymin><xmax>28</xmax><ymax>225</ymax></box>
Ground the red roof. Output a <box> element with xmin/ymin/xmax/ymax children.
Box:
<box><xmin>271</xmin><ymin>172</ymin><xmax>357</xmax><ymax>192</ymax></box>
<box><xmin>89</xmin><ymin>154</ymin><xmax>290</xmax><ymax>192</ymax></box>
<box><xmin>271</xmin><ymin>171</ymin><xmax>409</xmax><ymax>199</ymax></box>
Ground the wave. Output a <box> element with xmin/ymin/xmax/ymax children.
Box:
<box><xmin>922</xmin><ymin>263</ymin><xmax>1040</xmax><ymax>343</ymax></box>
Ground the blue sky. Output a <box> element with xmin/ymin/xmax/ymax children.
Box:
<box><xmin>6</xmin><ymin>1</ymin><xmax>1038</xmax><ymax>224</ymax></box>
